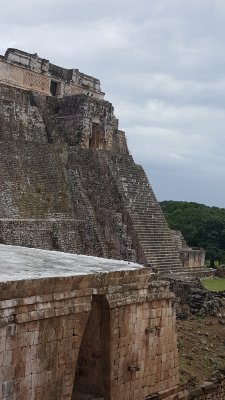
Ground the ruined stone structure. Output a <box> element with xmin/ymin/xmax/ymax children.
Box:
<box><xmin>0</xmin><ymin>245</ymin><xmax>180</xmax><ymax>400</ymax></box>
<box><xmin>0</xmin><ymin>48</ymin><xmax>182</xmax><ymax>275</ymax></box>
<box><xmin>171</xmin><ymin>231</ymin><xmax>205</xmax><ymax>273</ymax></box>
<box><xmin>0</xmin><ymin>245</ymin><xmax>224</xmax><ymax>400</ymax></box>
<box><xmin>0</xmin><ymin>49</ymin><xmax>104</xmax><ymax>99</ymax></box>
<box><xmin>147</xmin><ymin>375</ymin><xmax>225</xmax><ymax>400</ymax></box>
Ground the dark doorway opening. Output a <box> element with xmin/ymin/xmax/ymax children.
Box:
<box><xmin>50</xmin><ymin>80</ymin><xmax>58</xmax><ymax>96</ymax></box>
<box><xmin>89</xmin><ymin>123</ymin><xmax>105</xmax><ymax>149</ymax></box>
<box><xmin>72</xmin><ymin>296</ymin><xmax>110</xmax><ymax>400</ymax></box>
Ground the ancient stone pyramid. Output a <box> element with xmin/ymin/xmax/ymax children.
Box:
<box><xmin>0</xmin><ymin>48</ymin><xmax>181</xmax><ymax>273</ymax></box>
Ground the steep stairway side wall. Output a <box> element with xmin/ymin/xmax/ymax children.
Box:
<box><xmin>99</xmin><ymin>152</ymin><xmax>182</xmax><ymax>273</ymax></box>
<box><xmin>67</xmin><ymin>148</ymin><xmax>138</xmax><ymax>261</ymax></box>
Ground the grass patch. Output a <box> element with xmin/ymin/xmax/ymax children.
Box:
<box><xmin>202</xmin><ymin>278</ymin><xmax>225</xmax><ymax>292</ymax></box>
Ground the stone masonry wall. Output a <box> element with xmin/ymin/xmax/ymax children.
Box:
<box><xmin>147</xmin><ymin>375</ymin><xmax>225</xmax><ymax>399</ymax></box>
<box><xmin>0</xmin><ymin>84</ymin><xmax>47</xmax><ymax>143</ymax></box>
<box><xmin>0</xmin><ymin>219</ymin><xmax>104</xmax><ymax>257</ymax></box>
<box><xmin>73</xmin><ymin>299</ymin><xmax>105</xmax><ymax>398</ymax></box>
<box><xmin>0</xmin><ymin>264</ymin><xmax>179</xmax><ymax>400</ymax></box>
<box><xmin>0</xmin><ymin>60</ymin><xmax>49</xmax><ymax>95</ymax></box>
<box><xmin>67</xmin><ymin>148</ymin><xmax>138</xmax><ymax>261</ymax></box>
<box><xmin>0</xmin><ymin>143</ymin><xmax>74</xmax><ymax>219</ymax></box>
<box><xmin>109</xmin><ymin>294</ymin><xmax>179</xmax><ymax>399</ymax></box>
<box><xmin>171</xmin><ymin>230</ymin><xmax>205</xmax><ymax>271</ymax></box>
<box><xmin>179</xmin><ymin>249</ymin><xmax>205</xmax><ymax>270</ymax></box>
<box><xmin>50</xmin><ymin>94</ymin><xmax>128</xmax><ymax>152</ymax></box>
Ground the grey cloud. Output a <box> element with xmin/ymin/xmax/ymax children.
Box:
<box><xmin>146</xmin><ymin>163</ymin><xmax>225</xmax><ymax>208</ymax></box>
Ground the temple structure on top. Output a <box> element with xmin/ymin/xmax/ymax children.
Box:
<box><xmin>0</xmin><ymin>48</ymin><xmax>104</xmax><ymax>99</ymax></box>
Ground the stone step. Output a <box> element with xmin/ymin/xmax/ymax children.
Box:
<box><xmin>138</xmin><ymin>245</ymin><xmax>179</xmax><ymax>251</ymax></box>
<box><xmin>158</xmin><ymin>267</ymin><xmax>209</xmax><ymax>275</ymax></box>
<box><xmin>151</xmin><ymin>262</ymin><xmax>181</xmax><ymax>268</ymax></box>
<box><xmin>101</xmin><ymin>152</ymin><xmax>181</xmax><ymax>270</ymax></box>
<box><xmin>141</xmin><ymin>249</ymin><xmax>180</xmax><ymax>255</ymax></box>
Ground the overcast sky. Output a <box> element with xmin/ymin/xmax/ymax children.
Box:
<box><xmin>1</xmin><ymin>0</ymin><xmax>225</xmax><ymax>207</ymax></box>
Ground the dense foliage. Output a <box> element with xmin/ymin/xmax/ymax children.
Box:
<box><xmin>160</xmin><ymin>201</ymin><xmax>225</xmax><ymax>267</ymax></box>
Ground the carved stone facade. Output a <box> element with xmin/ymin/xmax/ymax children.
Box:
<box><xmin>0</xmin><ymin>48</ymin><xmax>104</xmax><ymax>99</ymax></box>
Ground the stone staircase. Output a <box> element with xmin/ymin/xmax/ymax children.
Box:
<box><xmin>67</xmin><ymin>148</ymin><xmax>138</xmax><ymax>261</ymax></box>
<box><xmin>100</xmin><ymin>152</ymin><xmax>183</xmax><ymax>274</ymax></box>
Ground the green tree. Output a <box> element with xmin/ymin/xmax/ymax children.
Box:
<box><xmin>160</xmin><ymin>201</ymin><xmax>225</xmax><ymax>266</ymax></box>
<box><xmin>197</xmin><ymin>219</ymin><xmax>225</xmax><ymax>267</ymax></box>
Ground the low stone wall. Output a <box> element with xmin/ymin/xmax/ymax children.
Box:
<box><xmin>146</xmin><ymin>384</ymin><xmax>188</xmax><ymax>399</ymax></box>
<box><xmin>0</xmin><ymin>247</ymin><xmax>180</xmax><ymax>400</ymax></box>
<box><xmin>180</xmin><ymin>249</ymin><xmax>205</xmax><ymax>270</ymax></box>
<box><xmin>147</xmin><ymin>375</ymin><xmax>225</xmax><ymax>399</ymax></box>
<box><xmin>215</xmin><ymin>267</ymin><xmax>225</xmax><ymax>278</ymax></box>
<box><xmin>170</xmin><ymin>230</ymin><xmax>205</xmax><ymax>272</ymax></box>
<box><xmin>187</xmin><ymin>376</ymin><xmax>225</xmax><ymax>399</ymax></box>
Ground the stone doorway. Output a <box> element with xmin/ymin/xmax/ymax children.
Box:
<box><xmin>50</xmin><ymin>80</ymin><xmax>61</xmax><ymax>96</ymax></box>
<box><xmin>72</xmin><ymin>296</ymin><xmax>110</xmax><ymax>400</ymax></box>
<box><xmin>89</xmin><ymin>123</ymin><xmax>105</xmax><ymax>149</ymax></box>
